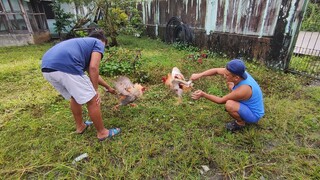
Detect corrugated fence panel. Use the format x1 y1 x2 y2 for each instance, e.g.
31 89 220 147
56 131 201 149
214 0 280 36
141 0 288 37
139 0 310 76
159 0 168 25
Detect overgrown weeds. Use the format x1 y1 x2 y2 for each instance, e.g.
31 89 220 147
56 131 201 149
0 35 319 179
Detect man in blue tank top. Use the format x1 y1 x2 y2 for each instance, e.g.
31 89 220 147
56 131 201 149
41 30 121 141
190 59 264 132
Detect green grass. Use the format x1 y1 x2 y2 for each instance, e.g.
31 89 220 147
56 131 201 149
0 36 319 179
289 55 319 78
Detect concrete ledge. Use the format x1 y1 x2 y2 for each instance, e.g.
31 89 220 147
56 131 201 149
0 34 34 47
0 31 50 47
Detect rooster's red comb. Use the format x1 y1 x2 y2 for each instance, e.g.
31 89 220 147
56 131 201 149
161 76 167 83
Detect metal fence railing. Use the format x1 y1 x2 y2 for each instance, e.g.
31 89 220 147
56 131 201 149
289 31 320 79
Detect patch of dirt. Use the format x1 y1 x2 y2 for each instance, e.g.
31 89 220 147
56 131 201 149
305 79 320 87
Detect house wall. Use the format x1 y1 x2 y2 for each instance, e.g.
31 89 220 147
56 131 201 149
0 31 50 47
138 0 308 70
0 34 34 46
0 0 50 47
47 2 94 37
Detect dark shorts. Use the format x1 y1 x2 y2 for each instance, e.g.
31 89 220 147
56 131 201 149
238 103 260 123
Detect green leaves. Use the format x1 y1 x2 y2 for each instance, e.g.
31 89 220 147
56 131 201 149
96 0 145 46
99 47 149 82
100 61 133 76
301 2 320 31
51 2 74 39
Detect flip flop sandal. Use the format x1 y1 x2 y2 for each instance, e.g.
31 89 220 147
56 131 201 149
98 128 121 141
79 120 93 134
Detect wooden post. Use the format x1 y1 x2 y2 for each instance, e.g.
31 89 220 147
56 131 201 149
18 0 33 33
268 0 309 71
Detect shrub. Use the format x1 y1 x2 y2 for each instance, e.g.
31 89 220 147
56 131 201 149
100 47 150 83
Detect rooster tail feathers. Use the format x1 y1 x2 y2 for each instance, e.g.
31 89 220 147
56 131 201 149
114 76 134 95
172 67 185 80
172 67 181 75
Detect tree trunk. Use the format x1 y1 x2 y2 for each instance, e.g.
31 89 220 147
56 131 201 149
110 36 118 46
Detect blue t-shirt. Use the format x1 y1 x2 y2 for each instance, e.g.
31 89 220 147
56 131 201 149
41 37 105 75
233 72 265 119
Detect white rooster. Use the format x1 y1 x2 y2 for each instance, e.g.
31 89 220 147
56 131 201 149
113 76 145 110
162 67 193 104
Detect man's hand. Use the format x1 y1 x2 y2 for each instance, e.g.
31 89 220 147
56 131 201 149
191 90 204 100
190 73 202 81
95 92 101 105
105 87 116 94
227 82 234 91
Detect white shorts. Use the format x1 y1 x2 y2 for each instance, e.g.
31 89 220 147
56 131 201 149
42 71 96 105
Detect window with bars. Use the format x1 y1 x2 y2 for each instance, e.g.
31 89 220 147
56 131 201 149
0 0 48 33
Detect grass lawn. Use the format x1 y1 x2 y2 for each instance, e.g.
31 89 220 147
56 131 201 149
0 35 319 179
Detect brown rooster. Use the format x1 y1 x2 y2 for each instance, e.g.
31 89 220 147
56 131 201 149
113 76 145 110
162 67 193 104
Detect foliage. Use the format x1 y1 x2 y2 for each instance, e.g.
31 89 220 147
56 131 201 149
74 30 89 37
51 1 74 39
172 42 222 64
119 7 145 36
97 6 128 42
172 42 200 52
97 0 145 46
57 0 93 6
54 0 144 44
99 47 149 82
52 0 98 39
0 36 319 179
301 2 320 31
290 55 320 77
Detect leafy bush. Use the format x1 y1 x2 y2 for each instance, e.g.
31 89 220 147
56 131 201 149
100 47 150 83
51 2 74 39
301 2 320 31
119 8 145 36
74 30 88 37
172 42 200 52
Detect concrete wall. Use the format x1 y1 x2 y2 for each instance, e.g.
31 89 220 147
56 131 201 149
47 2 94 37
0 31 51 47
0 34 34 47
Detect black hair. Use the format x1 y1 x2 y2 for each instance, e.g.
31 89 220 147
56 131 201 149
88 30 107 43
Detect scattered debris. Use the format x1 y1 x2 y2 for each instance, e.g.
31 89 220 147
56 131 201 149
72 153 88 164
201 165 210 172
260 176 266 180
